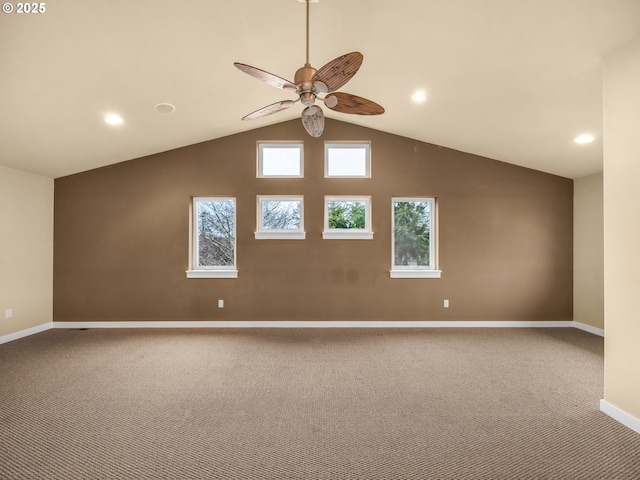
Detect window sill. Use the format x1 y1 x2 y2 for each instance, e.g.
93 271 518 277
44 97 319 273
322 231 374 240
255 231 306 240
186 269 238 279
390 269 442 279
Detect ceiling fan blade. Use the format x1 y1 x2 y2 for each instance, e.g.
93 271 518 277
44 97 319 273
241 100 295 121
234 63 298 92
301 105 324 137
324 92 385 115
312 52 363 92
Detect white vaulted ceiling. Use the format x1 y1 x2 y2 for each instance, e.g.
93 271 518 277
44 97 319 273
1 0 639 179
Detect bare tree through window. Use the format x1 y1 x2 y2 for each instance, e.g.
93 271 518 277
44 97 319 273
261 200 301 230
197 199 235 267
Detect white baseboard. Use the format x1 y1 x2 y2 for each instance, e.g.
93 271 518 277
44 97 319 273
52 320 575 329
0 322 53 345
600 399 640 435
0 320 595 345
573 321 605 337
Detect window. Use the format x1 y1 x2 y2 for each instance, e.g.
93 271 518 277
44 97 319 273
186 197 238 278
323 196 373 239
390 198 441 278
258 142 304 178
325 142 371 178
255 196 305 240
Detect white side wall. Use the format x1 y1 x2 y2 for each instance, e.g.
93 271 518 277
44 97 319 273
0 165 53 337
573 173 604 331
603 35 640 425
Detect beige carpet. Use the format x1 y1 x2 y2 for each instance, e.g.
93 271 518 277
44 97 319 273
1 327 639 479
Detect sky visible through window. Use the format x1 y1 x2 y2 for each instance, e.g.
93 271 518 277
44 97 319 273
262 147 301 177
326 147 368 177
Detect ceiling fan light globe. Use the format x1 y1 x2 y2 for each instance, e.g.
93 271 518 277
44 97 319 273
304 106 319 116
324 95 338 108
313 81 329 93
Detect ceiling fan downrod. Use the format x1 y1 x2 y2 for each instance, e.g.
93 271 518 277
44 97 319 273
305 0 310 66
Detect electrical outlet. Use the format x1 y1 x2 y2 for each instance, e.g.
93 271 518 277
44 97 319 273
443 299 449 308
5 308 13 319
218 299 224 309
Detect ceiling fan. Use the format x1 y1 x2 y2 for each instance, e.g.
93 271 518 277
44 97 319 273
234 0 384 137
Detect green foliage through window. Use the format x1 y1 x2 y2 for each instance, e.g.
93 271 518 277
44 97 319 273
328 201 366 229
393 200 431 267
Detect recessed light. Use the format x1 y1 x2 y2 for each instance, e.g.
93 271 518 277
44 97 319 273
574 134 594 144
411 90 427 103
104 113 123 125
154 103 176 114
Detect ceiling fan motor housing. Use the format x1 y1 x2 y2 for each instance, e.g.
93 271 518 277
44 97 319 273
295 65 317 106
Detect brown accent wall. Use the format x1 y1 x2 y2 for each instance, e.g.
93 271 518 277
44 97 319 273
53 119 573 322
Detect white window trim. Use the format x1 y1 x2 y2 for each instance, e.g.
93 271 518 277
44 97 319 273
390 197 440 278
323 230 374 240
186 269 238 279
255 195 306 240
186 197 238 279
255 232 306 240
323 195 373 240
258 142 304 178
324 142 371 178
389 269 442 279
